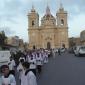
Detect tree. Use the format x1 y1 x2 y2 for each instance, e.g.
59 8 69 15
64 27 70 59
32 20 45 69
0 31 7 49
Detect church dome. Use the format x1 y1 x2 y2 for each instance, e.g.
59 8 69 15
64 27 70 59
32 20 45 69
41 5 56 26
42 14 55 20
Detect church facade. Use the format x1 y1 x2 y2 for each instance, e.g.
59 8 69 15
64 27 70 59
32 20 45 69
28 5 69 49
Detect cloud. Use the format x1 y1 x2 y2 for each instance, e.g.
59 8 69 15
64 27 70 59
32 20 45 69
69 13 85 37
0 0 85 42
0 26 15 36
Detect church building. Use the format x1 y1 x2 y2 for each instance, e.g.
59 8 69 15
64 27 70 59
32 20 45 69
28 4 69 49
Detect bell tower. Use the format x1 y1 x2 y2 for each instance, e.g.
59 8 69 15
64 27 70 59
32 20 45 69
56 3 69 48
56 3 68 27
28 5 39 49
28 5 39 29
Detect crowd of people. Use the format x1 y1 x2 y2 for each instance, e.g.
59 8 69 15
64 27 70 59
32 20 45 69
0 48 53 85
0 47 65 85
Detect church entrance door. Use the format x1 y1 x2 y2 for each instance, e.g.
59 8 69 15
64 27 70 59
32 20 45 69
47 42 51 49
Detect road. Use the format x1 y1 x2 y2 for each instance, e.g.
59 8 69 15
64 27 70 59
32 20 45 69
38 52 85 85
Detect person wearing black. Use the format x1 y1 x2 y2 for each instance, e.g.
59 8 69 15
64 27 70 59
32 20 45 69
58 48 61 55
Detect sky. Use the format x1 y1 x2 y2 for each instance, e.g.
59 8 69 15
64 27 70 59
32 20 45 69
0 0 85 42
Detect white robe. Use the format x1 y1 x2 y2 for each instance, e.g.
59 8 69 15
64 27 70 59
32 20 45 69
1 74 16 85
43 52 48 63
21 71 37 85
26 54 30 62
52 49 56 58
27 71 37 85
36 53 43 66
17 62 24 80
29 57 36 69
21 71 27 85
9 60 15 70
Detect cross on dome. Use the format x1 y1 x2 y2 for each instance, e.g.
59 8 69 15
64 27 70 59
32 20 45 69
46 5 51 15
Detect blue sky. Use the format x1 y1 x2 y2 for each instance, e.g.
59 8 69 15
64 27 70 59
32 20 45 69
0 0 85 42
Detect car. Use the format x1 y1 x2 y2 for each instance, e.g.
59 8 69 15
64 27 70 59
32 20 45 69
74 46 85 56
78 46 85 56
73 46 80 56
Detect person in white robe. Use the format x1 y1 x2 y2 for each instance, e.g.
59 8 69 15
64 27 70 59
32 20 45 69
43 51 48 64
52 49 56 58
1 65 16 85
17 59 24 82
26 54 30 62
8 57 16 76
36 52 43 74
28 53 37 76
21 62 37 85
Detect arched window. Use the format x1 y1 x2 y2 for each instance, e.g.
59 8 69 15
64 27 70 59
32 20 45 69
32 20 35 26
61 19 64 25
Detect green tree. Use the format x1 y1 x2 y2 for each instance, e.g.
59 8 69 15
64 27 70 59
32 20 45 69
0 31 7 49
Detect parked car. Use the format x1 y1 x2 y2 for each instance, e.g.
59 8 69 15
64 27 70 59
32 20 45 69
74 46 85 56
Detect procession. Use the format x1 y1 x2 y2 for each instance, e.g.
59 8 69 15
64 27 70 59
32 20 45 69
0 48 56 85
